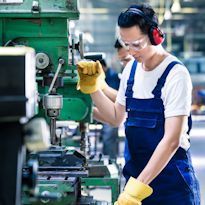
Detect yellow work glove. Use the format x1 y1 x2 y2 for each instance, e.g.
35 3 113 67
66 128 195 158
77 60 107 94
114 177 153 205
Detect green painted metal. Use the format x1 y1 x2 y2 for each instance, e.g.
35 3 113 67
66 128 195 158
0 0 92 122
81 177 120 204
0 0 79 19
23 178 79 205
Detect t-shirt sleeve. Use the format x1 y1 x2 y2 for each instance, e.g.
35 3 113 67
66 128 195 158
163 66 193 118
116 60 134 106
116 77 126 106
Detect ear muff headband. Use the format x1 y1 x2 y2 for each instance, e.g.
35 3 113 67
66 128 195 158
128 8 158 27
126 8 165 45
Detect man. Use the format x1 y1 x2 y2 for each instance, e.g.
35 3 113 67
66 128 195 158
114 39 133 68
77 4 200 204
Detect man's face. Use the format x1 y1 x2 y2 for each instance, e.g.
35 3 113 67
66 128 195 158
117 47 132 67
119 26 150 62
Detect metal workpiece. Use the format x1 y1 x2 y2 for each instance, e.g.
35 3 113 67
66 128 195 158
30 146 86 169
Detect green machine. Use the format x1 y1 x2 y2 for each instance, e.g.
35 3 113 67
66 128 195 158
0 1 119 204
0 0 92 138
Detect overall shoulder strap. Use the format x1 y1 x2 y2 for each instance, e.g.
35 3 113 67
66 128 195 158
125 60 138 98
152 61 182 98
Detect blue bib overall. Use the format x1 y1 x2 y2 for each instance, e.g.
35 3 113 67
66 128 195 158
123 60 200 205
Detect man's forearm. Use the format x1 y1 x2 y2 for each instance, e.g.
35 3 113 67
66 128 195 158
137 137 179 185
93 107 107 123
103 86 118 102
137 116 184 185
91 90 118 126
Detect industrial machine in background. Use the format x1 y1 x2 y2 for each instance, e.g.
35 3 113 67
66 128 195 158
0 1 119 205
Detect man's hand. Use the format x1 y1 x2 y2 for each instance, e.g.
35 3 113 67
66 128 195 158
77 60 107 94
114 177 153 205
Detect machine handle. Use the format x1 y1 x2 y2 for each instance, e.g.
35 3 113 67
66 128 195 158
48 58 65 94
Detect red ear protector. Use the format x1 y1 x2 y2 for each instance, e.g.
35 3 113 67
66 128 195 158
127 8 165 46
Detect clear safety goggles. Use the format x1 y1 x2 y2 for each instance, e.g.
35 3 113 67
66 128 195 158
118 36 149 51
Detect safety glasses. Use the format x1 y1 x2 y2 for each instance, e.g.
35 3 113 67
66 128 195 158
118 36 149 51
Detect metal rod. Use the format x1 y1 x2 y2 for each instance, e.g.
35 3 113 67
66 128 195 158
48 59 64 94
50 118 56 145
71 37 75 65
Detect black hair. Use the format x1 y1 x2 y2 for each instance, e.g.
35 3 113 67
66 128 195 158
118 4 158 35
99 59 107 67
114 39 123 49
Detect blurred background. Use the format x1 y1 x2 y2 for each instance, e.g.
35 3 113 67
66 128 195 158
0 0 204 204
74 0 205 203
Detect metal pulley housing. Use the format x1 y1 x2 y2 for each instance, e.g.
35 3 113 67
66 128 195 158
36 52 50 70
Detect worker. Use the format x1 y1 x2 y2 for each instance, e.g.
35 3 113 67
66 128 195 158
77 3 201 204
114 39 133 68
99 58 120 160
77 3 201 205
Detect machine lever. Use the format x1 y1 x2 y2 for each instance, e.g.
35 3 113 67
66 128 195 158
48 58 65 94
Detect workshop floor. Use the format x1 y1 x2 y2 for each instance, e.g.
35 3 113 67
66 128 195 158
89 116 205 205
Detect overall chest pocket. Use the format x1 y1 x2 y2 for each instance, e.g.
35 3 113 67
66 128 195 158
126 117 162 128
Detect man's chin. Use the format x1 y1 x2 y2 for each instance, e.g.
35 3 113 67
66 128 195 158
134 56 142 62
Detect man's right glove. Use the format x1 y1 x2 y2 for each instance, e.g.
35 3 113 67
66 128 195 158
114 177 153 205
77 60 107 94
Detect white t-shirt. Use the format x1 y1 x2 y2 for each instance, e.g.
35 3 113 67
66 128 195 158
116 55 193 150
